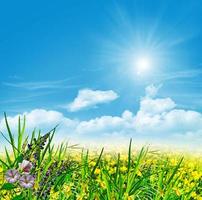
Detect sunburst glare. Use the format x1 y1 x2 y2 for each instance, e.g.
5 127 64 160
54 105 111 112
135 56 152 76
98 4 193 82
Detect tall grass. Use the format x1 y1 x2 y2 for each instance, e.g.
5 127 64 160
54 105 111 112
0 114 201 199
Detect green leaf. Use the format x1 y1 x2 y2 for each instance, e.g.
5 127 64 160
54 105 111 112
1 183 16 190
4 112 17 158
0 158 9 168
12 194 24 200
91 147 104 176
12 154 24 168
18 115 26 153
127 138 132 173
5 147 12 166
40 127 57 163
16 154 24 163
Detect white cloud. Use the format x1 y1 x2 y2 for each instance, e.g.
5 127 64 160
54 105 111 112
142 84 176 115
140 97 176 115
134 108 202 136
0 109 78 138
1 85 202 151
145 84 162 98
67 89 119 112
75 111 134 136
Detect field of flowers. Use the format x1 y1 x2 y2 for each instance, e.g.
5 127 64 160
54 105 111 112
0 114 202 200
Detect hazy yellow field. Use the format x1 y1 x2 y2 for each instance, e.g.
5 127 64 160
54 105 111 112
1 149 202 200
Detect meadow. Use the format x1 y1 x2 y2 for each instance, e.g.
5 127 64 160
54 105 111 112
0 114 202 200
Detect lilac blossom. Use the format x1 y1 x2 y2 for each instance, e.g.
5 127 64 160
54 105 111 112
5 169 20 183
19 174 35 188
19 160 33 173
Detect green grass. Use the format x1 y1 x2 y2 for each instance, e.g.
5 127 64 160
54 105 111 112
0 114 201 200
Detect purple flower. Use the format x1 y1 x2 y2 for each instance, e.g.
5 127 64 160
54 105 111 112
19 160 33 173
5 169 20 183
19 174 35 188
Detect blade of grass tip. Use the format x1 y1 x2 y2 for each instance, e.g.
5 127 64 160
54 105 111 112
127 147 147 194
54 145 60 157
5 147 12 167
4 113 17 158
48 143 54 154
167 157 183 186
127 138 132 174
81 149 86 180
0 158 9 169
126 138 132 187
0 131 20 154
50 144 55 153
115 153 120 184
45 124 59 135
136 147 147 166
41 127 56 162
84 149 89 176
30 129 36 144
58 143 64 162
18 115 26 153
81 149 84 178
37 130 41 140
18 116 21 141
47 145 54 162
21 136 28 151
60 143 67 161
91 147 104 176
17 116 22 153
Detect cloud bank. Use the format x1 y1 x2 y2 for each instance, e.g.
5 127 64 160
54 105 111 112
1 85 202 151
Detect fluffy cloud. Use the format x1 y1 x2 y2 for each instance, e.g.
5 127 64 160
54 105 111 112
134 108 202 136
141 84 176 115
140 98 176 115
145 84 162 98
133 86 202 138
0 109 78 136
1 85 202 150
67 89 119 112
75 110 135 136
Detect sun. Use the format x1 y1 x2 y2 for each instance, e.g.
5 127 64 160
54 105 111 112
135 56 152 75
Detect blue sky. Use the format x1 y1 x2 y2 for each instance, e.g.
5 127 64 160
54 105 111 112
1 0 202 150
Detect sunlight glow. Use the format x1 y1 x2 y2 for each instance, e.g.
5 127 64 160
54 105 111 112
135 56 152 75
